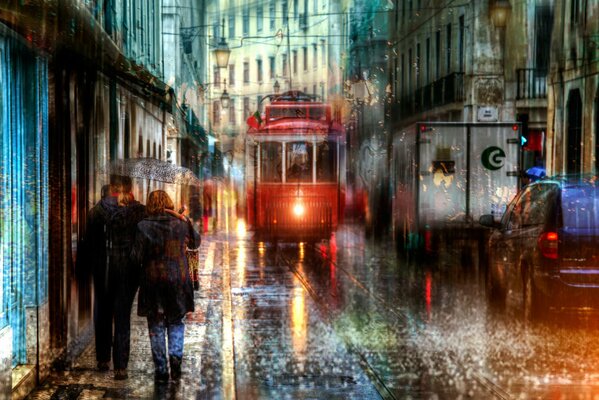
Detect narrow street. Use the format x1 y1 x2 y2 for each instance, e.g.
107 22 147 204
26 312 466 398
27 220 599 399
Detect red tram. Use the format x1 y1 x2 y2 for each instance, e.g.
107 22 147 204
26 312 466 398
245 91 345 240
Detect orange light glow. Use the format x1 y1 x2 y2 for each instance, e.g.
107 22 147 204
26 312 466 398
293 202 305 217
236 219 247 237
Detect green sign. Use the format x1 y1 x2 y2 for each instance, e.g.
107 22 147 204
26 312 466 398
481 146 506 170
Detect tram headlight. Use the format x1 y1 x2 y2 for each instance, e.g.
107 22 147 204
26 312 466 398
293 202 305 217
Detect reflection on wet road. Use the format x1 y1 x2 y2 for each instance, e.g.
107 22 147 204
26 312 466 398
235 226 599 398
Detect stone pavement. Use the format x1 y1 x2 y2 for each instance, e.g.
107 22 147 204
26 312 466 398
27 227 383 400
27 234 226 400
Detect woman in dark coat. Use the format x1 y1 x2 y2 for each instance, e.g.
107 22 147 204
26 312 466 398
130 190 200 383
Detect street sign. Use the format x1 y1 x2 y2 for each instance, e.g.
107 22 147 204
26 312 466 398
477 106 499 122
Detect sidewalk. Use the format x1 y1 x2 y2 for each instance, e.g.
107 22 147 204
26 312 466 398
28 234 228 400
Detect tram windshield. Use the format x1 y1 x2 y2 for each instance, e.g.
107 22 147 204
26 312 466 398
286 142 313 182
260 141 282 182
269 106 327 121
316 141 337 182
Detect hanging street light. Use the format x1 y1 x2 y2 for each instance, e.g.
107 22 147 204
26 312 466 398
213 18 231 68
220 79 230 109
490 0 512 28
273 80 280 95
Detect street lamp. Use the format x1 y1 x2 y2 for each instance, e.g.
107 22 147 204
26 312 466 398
220 79 231 109
273 80 280 95
490 0 512 28
213 19 231 68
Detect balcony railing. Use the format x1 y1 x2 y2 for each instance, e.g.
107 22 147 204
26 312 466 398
408 72 465 115
516 69 547 100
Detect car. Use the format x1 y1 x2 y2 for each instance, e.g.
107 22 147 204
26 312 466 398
479 176 599 319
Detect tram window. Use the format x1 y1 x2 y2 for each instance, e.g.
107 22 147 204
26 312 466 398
260 142 282 182
317 141 337 182
286 142 313 182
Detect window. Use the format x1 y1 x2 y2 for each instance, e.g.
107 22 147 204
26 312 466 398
282 1 288 20
270 1 276 30
567 89 583 174
426 37 431 84
408 48 412 94
293 0 298 19
257 59 263 82
213 101 221 125
570 0 580 25
214 67 220 88
458 15 465 72
314 0 318 14
313 84 317 95
243 62 250 84
303 47 308 70
416 42 420 88
317 141 337 182
313 44 317 69
229 99 236 124
260 142 282 182
153 142 157 159
282 54 288 76
229 64 235 86
146 139 150 157
138 134 143 157
243 97 250 117
228 14 235 38
257 95 263 112
321 40 326 66
212 23 220 42
508 185 556 229
243 8 249 36
562 186 599 229
435 30 441 79
257 5 263 32
293 50 298 74
269 56 275 79
401 53 405 97
446 23 452 74
535 5 553 71
286 142 313 182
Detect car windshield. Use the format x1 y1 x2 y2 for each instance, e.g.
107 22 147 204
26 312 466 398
561 185 599 229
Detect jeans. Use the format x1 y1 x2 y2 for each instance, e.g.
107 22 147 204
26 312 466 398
112 274 138 369
147 314 185 374
93 271 113 364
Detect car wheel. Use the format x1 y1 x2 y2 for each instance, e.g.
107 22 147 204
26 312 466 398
523 268 544 322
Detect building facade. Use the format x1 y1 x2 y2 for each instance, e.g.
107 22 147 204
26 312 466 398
0 0 206 397
547 0 599 175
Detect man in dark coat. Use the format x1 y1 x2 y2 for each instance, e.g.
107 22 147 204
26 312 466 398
130 190 200 383
107 187 146 380
81 184 119 372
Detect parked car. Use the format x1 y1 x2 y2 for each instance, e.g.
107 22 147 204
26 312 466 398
479 176 599 319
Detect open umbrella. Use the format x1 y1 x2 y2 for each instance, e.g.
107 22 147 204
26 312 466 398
104 158 202 186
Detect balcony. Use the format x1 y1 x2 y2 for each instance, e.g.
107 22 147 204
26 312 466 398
516 69 547 100
404 72 465 116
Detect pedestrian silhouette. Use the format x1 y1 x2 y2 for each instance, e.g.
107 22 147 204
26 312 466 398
80 183 119 372
106 177 146 380
130 190 200 383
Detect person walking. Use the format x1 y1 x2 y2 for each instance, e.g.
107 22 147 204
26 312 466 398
130 190 200 383
80 184 119 372
106 182 146 380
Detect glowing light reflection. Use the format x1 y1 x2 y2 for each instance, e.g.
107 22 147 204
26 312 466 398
291 287 307 355
236 218 247 237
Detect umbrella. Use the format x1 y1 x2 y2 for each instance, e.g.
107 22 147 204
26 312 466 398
103 158 202 186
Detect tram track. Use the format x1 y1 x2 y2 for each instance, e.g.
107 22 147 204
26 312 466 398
275 241 514 400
